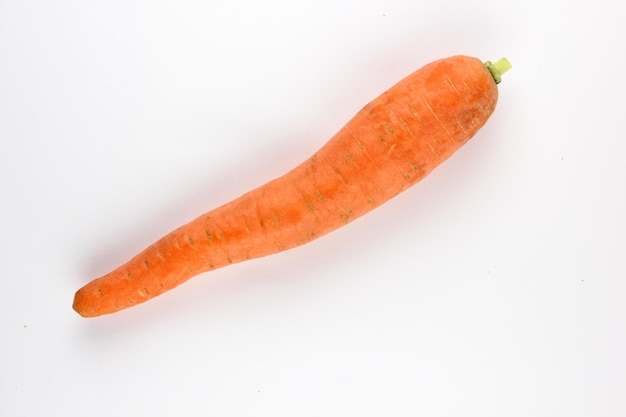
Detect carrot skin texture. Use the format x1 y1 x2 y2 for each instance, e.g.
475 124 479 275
73 55 500 317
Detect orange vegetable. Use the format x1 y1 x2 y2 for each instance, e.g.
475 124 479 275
73 55 511 318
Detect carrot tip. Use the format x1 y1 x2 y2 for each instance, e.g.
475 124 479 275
484 57 512 84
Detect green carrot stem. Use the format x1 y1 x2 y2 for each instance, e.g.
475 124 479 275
484 57 512 84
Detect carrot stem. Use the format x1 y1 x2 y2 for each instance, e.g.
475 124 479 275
484 57 512 84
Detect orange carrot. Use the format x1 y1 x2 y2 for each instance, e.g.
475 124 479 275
73 55 511 318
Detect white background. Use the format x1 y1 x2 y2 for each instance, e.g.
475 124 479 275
1 1 624 416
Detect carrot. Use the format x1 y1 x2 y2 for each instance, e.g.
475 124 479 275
73 55 511 318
